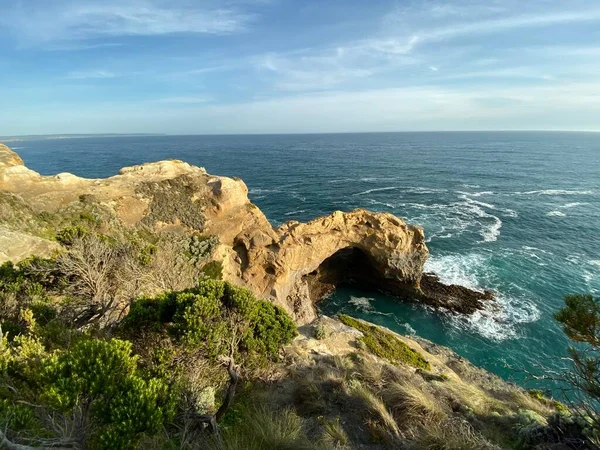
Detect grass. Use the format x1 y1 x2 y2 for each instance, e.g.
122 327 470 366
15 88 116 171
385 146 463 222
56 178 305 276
352 384 401 440
338 314 430 370
213 405 318 450
321 417 350 449
383 381 447 425
409 418 501 450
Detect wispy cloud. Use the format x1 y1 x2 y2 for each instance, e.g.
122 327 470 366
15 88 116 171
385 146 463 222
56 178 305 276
66 70 116 80
154 96 212 104
1 1 255 45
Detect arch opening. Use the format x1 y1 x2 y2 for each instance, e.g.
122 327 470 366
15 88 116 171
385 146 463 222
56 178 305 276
302 247 387 303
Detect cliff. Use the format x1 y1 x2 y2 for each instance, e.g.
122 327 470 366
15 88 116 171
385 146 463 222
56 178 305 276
0 144 491 323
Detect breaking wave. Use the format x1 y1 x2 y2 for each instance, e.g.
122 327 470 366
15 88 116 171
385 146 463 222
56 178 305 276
425 253 540 341
546 211 566 217
353 187 398 196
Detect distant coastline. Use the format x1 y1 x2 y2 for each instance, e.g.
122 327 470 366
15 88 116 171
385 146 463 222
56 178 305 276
0 133 166 143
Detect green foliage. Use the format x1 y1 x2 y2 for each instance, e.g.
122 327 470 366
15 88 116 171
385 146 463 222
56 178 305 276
188 235 220 263
56 224 89 246
0 260 57 334
124 280 297 365
314 322 326 340
338 314 430 371
201 260 224 280
554 293 600 439
41 338 176 449
555 294 600 346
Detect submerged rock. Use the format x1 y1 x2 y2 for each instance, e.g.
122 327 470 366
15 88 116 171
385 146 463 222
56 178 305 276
0 144 494 323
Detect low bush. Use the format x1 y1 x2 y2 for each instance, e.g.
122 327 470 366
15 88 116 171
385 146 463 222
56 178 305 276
124 280 297 365
338 314 430 370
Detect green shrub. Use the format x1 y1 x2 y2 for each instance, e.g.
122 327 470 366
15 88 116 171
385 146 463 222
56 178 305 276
56 225 89 246
188 235 220 263
314 322 326 340
338 314 430 371
41 338 176 450
124 280 297 365
201 260 223 280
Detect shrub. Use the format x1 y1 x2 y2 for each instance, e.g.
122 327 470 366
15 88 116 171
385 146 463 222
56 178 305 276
338 314 430 370
41 338 176 450
201 260 223 280
314 321 326 340
56 225 89 246
124 280 297 365
188 235 220 263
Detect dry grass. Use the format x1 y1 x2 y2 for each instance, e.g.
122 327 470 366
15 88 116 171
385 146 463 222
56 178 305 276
383 380 448 425
352 384 401 440
207 405 317 450
502 389 556 416
321 417 350 449
409 418 502 450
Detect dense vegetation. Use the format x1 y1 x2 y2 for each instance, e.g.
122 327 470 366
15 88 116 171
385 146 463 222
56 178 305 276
0 227 297 449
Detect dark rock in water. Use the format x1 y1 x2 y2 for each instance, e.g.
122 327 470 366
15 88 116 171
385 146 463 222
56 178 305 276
418 272 494 314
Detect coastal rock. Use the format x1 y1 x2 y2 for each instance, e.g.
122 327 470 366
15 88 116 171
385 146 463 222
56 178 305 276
0 144 493 323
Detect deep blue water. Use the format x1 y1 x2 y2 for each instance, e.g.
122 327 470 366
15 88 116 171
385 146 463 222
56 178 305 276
9 132 600 389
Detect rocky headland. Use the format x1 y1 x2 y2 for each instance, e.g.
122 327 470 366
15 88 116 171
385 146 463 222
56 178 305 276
0 143 492 324
0 142 585 450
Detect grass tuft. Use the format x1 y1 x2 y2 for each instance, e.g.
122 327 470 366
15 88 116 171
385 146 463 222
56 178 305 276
338 314 430 370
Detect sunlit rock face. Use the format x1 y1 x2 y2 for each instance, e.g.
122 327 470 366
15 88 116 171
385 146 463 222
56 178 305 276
0 144 492 324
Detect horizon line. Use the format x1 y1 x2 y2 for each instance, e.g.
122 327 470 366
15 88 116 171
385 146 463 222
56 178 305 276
2 129 600 142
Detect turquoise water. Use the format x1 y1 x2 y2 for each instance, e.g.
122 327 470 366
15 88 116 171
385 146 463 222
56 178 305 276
11 132 600 389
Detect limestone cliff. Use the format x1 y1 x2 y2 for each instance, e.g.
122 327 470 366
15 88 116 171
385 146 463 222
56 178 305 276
0 144 492 323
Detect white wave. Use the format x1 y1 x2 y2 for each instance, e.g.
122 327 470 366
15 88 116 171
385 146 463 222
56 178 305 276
284 209 306 216
9 146 25 150
546 211 566 217
402 322 417 335
590 260 600 267
560 202 589 209
457 190 495 198
348 296 375 313
249 188 279 194
353 187 398 196
368 199 396 209
405 187 447 194
514 189 594 196
360 176 399 182
459 293 540 341
459 194 495 209
522 246 553 255
480 216 502 242
290 192 306 202
424 253 486 289
328 178 355 184
425 252 539 341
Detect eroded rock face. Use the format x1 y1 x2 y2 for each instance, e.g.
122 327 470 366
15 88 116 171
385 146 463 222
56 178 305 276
0 144 492 323
228 210 429 323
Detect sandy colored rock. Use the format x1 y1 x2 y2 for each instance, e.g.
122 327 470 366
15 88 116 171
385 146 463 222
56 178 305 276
0 144 492 324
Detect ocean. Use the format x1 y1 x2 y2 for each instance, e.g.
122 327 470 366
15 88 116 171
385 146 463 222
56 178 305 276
11 132 600 390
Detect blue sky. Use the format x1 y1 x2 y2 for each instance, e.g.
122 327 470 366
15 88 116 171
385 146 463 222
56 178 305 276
1 0 600 135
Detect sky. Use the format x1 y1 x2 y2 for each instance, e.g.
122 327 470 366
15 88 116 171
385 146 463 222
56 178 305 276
1 0 600 135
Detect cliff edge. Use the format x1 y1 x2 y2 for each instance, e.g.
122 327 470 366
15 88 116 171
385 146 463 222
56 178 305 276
0 144 492 323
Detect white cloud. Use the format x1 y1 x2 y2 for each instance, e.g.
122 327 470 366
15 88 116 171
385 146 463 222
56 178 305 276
154 96 212 104
66 70 116 79
1 1 255 45
5 81 599 135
